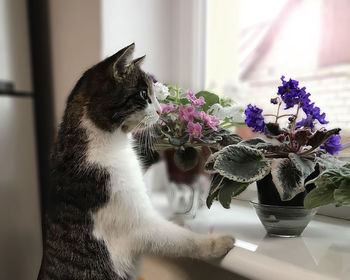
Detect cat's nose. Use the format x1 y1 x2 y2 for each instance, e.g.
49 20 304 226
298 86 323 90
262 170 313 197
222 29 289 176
156 109 161 115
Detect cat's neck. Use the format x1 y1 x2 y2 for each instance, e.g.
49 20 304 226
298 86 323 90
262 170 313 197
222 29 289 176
80 114 133 167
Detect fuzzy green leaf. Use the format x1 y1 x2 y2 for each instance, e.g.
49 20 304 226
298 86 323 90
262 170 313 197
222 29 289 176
307 167 350 188
196 91 220 112
334 178 350 205
304 163 350 208
214 145 271 183
169 133 189 146
206 174 225 208
307 128 341 149
294 129 311 146
197 135 223 144
219 134 243 147
212 127 233 136
264 122 283 136
339 164 350 177
179 98 191 105
238 137 280 151
271 158 305 201
204 152 220 174
288 153 315 180
239 137 267 147
218 180 249 209
304 184 337 209
314 153 347 172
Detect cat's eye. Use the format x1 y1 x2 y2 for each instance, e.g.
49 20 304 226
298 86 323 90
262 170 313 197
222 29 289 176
139 90 148 100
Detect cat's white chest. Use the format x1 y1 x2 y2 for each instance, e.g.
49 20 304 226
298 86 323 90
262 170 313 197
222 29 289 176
81 117 153 277
107 146 145 194
83 117 144 191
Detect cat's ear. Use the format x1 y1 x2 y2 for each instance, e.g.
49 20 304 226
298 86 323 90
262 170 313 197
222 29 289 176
132 55 146 66
112 43 135 77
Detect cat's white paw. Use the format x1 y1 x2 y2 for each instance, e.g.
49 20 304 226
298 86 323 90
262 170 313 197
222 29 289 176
197 235 235 259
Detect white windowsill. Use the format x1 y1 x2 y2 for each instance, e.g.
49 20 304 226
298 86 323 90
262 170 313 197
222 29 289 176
151 194 350 280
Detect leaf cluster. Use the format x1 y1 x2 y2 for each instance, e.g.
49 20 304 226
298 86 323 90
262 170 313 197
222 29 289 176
304 163 350 208
204 137 348 209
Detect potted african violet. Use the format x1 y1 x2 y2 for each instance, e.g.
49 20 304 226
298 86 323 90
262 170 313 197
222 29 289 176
205 76 349 237
138 79 244 217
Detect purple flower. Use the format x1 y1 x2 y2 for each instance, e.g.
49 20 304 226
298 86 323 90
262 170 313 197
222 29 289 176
188 90 205 107
187 121 202 142
297 102 328 130
277 76 307 109
160 102 178 114
200 112 220 131
309 106 328 125
296 115 316 130
244 104 265 133
178 105 195 122
279 76 328 127
320 135 342 155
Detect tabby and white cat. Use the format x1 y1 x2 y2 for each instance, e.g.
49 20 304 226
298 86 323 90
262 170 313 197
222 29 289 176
38 43 234 280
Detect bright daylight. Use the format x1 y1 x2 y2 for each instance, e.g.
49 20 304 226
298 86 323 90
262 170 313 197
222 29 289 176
1 0 349 280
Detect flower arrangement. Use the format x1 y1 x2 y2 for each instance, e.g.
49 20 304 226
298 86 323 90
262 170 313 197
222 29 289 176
205 76 349 209
151 80 245 172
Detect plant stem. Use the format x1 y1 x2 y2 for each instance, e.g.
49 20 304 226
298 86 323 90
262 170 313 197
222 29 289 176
175 87 179 103
220 119 230 126
264 113 294 119
290 103 301 133
222 123 237 129
278 113 295 119
298 146 318 157
275 101 282 123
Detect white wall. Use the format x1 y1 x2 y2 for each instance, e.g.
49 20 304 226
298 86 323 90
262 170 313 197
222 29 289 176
0 0 32 91
102 0 206 91
102 0 174 84
49 0 102 123
49 0 206 123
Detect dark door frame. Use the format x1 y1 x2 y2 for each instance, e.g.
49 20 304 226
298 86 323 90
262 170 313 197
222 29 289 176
27 0 56 242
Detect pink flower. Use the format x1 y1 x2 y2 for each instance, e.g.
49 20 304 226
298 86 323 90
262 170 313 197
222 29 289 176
178 105 195 122
187 121 202 142
188 90 196 102
187 90 205 107
200 113 220 131
160 102 178 114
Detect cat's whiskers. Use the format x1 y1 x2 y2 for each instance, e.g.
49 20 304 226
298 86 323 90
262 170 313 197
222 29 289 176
133 115 159 162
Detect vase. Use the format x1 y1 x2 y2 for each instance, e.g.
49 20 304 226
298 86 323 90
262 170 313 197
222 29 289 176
252 173 318 237
163 147 211 219
251 201 317 237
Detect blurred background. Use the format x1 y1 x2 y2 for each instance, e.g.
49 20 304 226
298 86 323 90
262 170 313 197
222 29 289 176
1 0 350 279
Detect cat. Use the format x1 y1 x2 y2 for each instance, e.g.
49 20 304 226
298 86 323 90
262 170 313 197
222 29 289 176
38 43 234 280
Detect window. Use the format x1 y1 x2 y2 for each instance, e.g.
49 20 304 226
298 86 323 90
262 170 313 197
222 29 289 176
204 0 350 219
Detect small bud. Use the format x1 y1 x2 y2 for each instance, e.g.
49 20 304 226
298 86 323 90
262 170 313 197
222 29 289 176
270 97 278 104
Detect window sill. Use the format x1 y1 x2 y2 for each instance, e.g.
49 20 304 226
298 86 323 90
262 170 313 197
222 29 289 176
151 194 350 280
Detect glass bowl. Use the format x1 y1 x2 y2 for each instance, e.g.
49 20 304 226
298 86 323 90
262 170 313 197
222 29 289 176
250 201 317 237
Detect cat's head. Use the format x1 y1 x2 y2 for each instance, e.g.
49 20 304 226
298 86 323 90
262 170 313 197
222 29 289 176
77 43 161 133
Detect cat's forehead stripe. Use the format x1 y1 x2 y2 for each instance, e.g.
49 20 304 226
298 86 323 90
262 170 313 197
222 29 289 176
146 76 153 98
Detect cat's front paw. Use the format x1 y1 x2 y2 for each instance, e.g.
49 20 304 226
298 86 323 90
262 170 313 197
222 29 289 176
197 235 235 259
